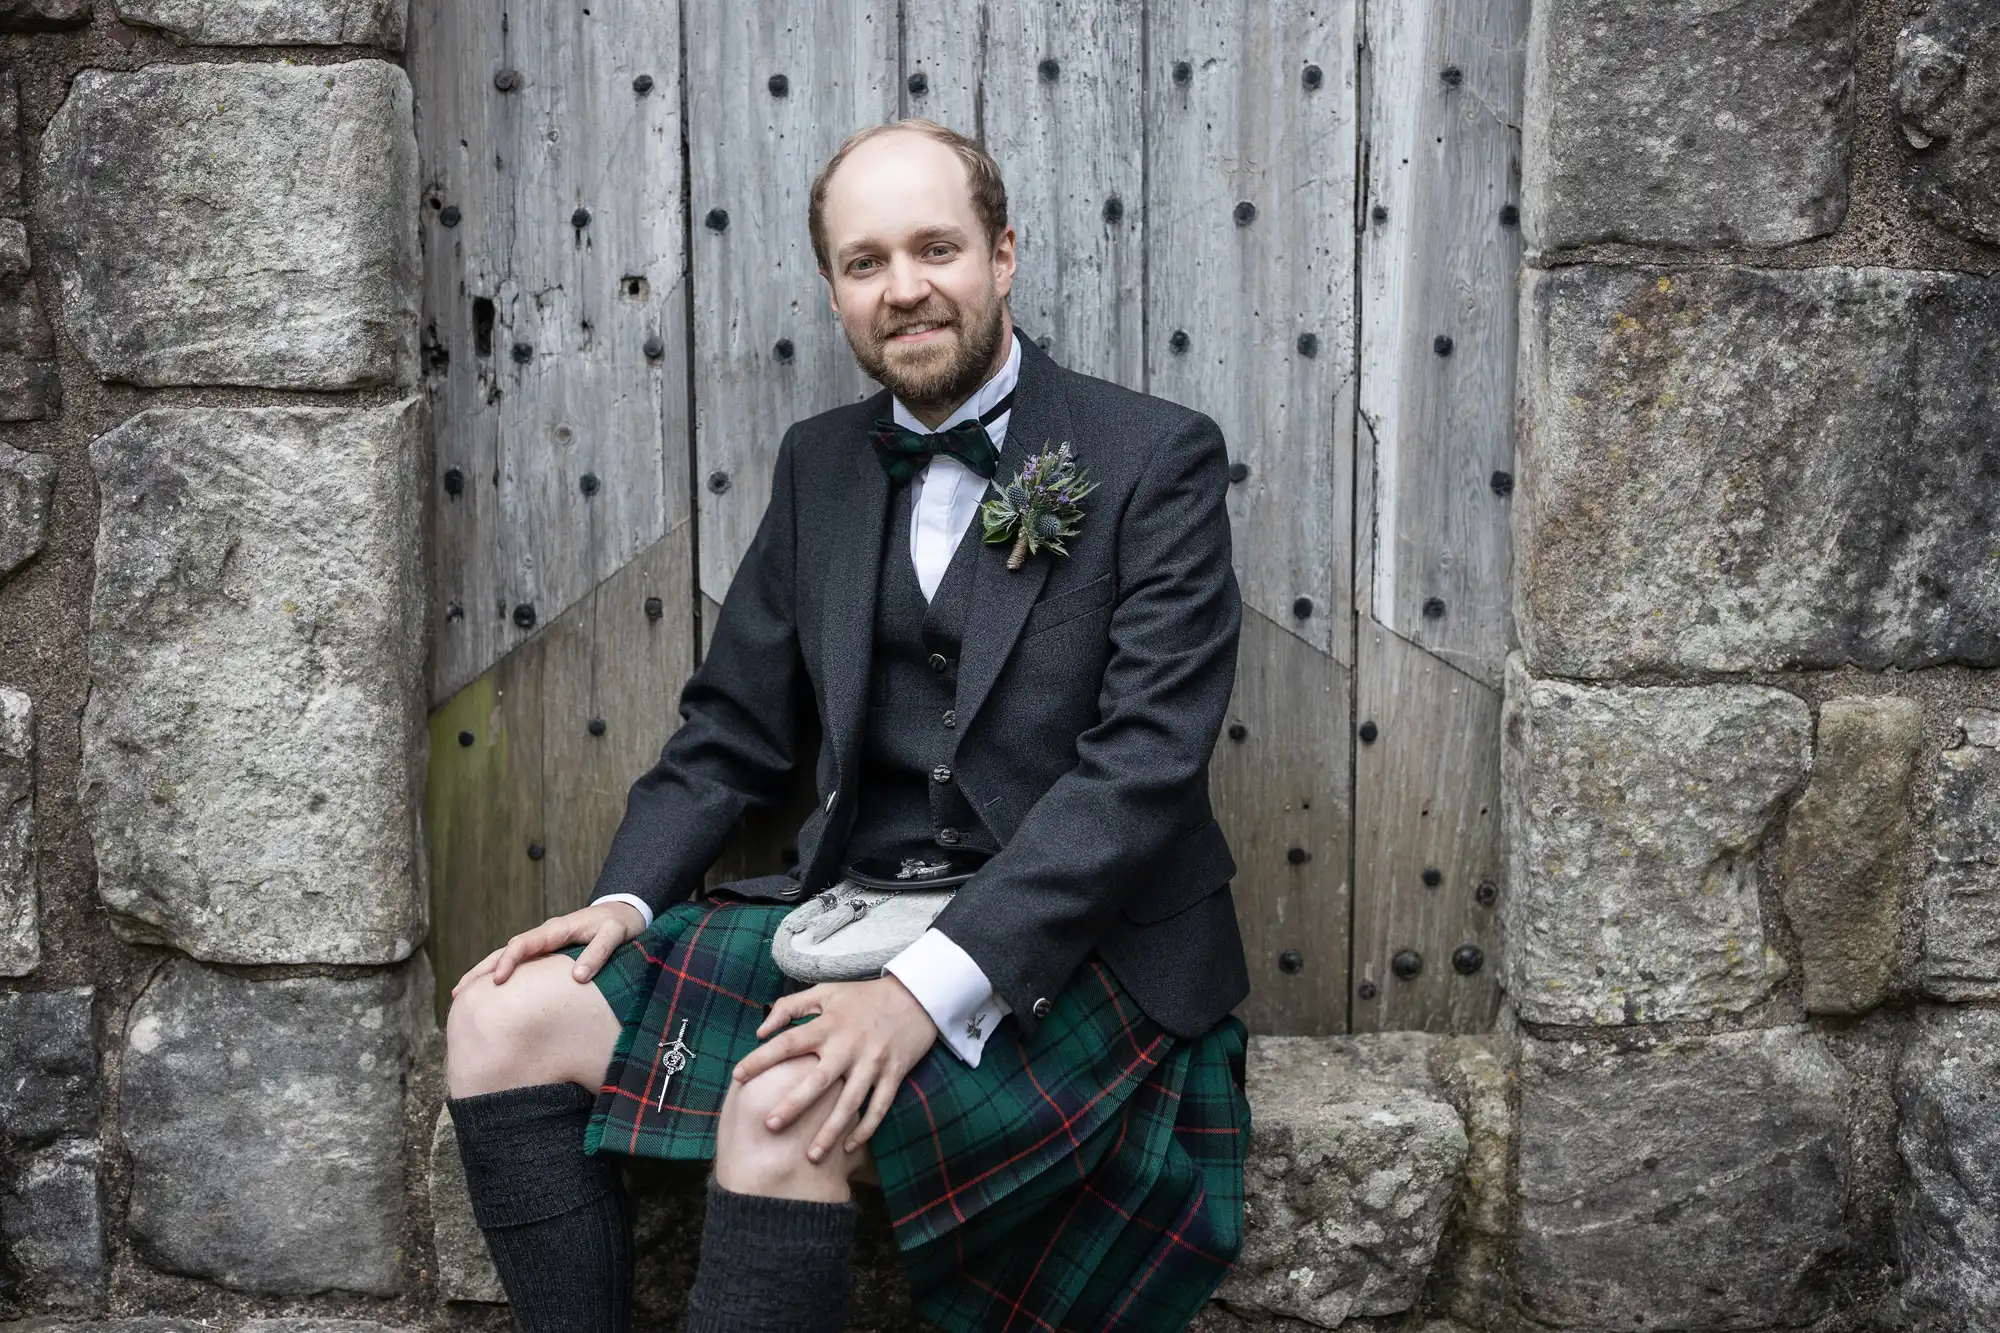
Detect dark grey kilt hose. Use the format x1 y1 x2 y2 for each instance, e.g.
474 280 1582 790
561 896 1251 1333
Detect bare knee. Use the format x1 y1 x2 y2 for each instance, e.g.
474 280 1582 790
715 1056 870 1201
445 954 618 1098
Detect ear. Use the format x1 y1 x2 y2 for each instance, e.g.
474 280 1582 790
820 269 839 315
991 224 1017 300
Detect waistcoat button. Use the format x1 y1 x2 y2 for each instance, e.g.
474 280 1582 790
824 788 838 813
938 826 961 845
942 709 956 728
927 652 949 672
931 765 952 784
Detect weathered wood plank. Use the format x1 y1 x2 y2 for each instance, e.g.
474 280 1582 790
904 0 1144 386
1350 621 1505 1033
411 0 691 705
1351 0 1526 1032
1210 605 1353 1034
1146 0 1358 662
687 1 898 608
424 651 546 1027
1356 0 1525 675
1149 0 1360 1034
541 527 699 916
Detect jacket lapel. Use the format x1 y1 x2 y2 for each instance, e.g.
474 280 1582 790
817 390 893 780
951 328 1072 739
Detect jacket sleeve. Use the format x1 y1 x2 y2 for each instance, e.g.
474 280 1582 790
587 425 811 918
929 410 1242 1038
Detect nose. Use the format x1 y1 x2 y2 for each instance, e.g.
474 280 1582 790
884 253 930 308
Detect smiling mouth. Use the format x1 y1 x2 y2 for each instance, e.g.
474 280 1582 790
887 322 951 342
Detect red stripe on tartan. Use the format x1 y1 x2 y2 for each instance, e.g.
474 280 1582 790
1021 1058 1086 1165
601 1083 722 1116
631 941 764 1011
1081 1181 1232 1265
999 1179 1093 1333
892 1031 1170 1230
1092 963 1150 1062
1105 1183 1209 1330
629 910 717 1153
962 1273 1058 1333
909 1079 969 1226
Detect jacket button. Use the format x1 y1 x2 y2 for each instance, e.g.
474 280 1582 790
927 652 949 672
824 788 838 813
1032 997 1051 1019
931 764 952 783
938 826 961 845
942 709 956 728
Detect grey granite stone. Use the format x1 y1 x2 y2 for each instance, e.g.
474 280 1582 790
82 402 426 965
112 0 404 47
1895 0 2000 247
0 446 54 581
1524 0 1860 250
1893 1003 2000 1330
1516 1027 1851 1329
0 220 59 422
1780 696 1923 1015
1214 1035 1467 1326
0 0 89 29
37 61 417 389
1518 264 2000 677
119 955 433 1296
0 687 35 976
0 1139 104 1312
0 987 95 1147
428 1104 505 1304
1500 652 1806 1026
1919 709 2000 999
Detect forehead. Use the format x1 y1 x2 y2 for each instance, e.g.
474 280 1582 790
823 133 978 256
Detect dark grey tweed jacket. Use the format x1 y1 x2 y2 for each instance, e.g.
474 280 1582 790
590 327 1249 1042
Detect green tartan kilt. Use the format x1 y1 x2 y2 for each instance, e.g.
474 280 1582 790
560 895 1251 1333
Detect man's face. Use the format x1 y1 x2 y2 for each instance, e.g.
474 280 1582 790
819 132 1017 414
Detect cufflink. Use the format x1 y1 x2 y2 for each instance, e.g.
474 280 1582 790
1032 997 1051 1019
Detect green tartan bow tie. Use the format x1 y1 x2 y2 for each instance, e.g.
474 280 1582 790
869 388 1015 486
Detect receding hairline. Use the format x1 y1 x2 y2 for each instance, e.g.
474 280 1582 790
808 117 1009 275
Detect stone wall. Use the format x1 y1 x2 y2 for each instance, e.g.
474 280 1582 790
0 2 1995 1333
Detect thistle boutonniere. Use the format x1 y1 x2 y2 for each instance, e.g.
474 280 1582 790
980 442 1097 571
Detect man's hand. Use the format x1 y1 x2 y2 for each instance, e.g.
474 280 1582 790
449 901 649 997
733 975 939 1163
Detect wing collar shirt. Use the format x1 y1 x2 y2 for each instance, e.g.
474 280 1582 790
595 330 1021 1067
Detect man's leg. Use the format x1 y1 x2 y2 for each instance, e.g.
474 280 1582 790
444 954 634 1331
679 1056 876 1333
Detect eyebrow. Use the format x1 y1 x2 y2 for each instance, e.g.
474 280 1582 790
835 223 968 265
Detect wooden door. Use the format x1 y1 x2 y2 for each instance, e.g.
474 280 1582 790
411 0 1525 1034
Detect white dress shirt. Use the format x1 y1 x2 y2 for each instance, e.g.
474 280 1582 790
594 331 1022 1067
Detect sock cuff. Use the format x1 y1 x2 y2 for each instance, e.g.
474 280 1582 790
447 1079 596 1134
449 1082 617 1229
703 1176 859 1252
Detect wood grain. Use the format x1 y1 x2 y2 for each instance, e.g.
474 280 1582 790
411 0 693 705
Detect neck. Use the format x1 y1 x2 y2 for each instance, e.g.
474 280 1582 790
903 322 1015 430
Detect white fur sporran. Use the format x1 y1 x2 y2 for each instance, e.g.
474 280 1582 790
769 852 984 983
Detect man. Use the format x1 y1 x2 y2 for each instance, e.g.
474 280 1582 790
443 117 1251 1333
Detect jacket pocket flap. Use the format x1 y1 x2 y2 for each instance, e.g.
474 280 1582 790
1021 572 1114 638
1121 818 1237 924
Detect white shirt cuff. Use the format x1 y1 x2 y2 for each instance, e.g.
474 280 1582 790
884 927 1010 1067
591 893 655 931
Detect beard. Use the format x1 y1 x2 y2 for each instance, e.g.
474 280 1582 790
846 285 1009 415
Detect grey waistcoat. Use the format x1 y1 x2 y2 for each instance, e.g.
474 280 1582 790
841 478 1001 865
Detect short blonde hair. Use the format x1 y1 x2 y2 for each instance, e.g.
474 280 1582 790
808 118 1009 274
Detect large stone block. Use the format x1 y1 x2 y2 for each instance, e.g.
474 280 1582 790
428 1105 505 1304
0 687 34 976
119 955 433 1296
0 446 54 580
1895 0 2000 247
0 219 60 421
37 61 417 389
0 1139 105 1312
0 987 95 1147
0 0 90 29
1518 265 2000 677
1524 0 1860 250
1919 709 2000 999
1780 696 1923 1015
83 402 426 965
1517 1027 1851 1329
1499 653 1805 1025
1214 1035 1468 1326
112 0 404 47
1893 1003 2000 1329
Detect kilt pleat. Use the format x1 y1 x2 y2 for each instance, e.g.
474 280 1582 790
561 897 1249 1333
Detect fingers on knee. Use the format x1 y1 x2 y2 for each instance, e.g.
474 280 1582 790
729 1056 833 1129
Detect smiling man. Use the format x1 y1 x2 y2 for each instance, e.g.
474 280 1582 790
441 118 1252 1333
